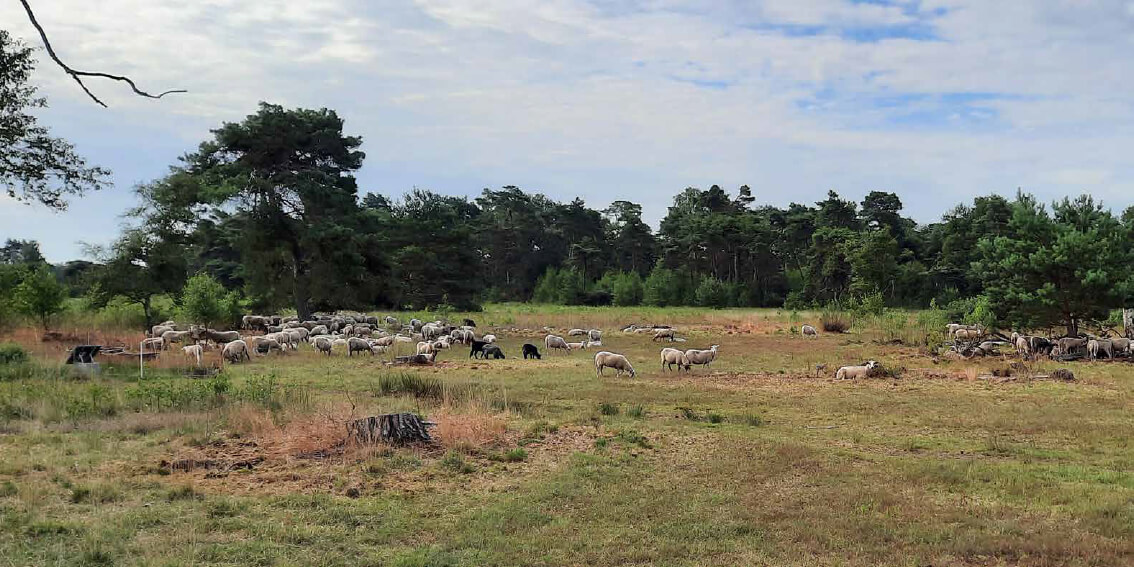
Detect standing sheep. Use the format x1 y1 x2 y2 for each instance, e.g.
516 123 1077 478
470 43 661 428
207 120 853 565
660 347 690 372
222 340 252 363
348 337 373 356
652 329 676 342
182 344 203 367
417 341 435 355
595 352 636 378
588 329 602 342
482 344 505 359
522 344 542 359
313 336 334 356
683 345 720 368
545 335 571 354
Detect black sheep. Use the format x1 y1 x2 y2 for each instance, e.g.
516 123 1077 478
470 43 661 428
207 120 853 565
469 340 489 358
463 318 476 328
482 344 505 359
522 343 542 359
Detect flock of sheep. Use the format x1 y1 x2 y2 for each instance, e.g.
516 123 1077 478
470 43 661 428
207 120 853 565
946 323 1134 360
138 314 734 379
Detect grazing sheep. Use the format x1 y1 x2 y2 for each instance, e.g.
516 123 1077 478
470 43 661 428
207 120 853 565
141 337 164 352
222 340 251 363
160 330 192 350
348 337 372 356
683 345 720 368
432 338 450 350
588 329 602 342
417 341 435 355
313 336 334 356
1014 334 1031 356
545 335 571 354
252 338 282 355
522 344 542 359
801 325 817 338
463 318 476 328
204 329 241 345
482 344 505 359
151 325 173 338
660 347 690 372
835 360 880 380
183 344 203 367
385 316 399 327
422 323 443 341
310 325 328 337
652 329 676 342
594 351 636 378
288 327 310 343
356 327 373 338
373 336 395 347
1111 338 1132 355
410 318 424 332
1058 337 1088 355
482 334 497 343
946 323 978 339
1088 339 1114 360
469 340 489 359
953 328 984 341
568 329 587 337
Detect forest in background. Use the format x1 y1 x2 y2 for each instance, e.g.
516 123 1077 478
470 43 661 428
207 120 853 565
3 102 1134 336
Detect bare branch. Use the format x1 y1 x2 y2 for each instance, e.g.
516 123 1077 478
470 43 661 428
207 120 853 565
18 0 186 107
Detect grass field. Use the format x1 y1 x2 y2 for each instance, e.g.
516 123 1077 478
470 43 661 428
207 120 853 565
0 305 1131 566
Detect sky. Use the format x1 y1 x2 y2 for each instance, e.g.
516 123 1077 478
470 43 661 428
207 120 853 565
2 0 1133 262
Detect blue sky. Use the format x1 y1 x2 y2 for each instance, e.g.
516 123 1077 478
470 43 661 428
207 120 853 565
2 0 1133 261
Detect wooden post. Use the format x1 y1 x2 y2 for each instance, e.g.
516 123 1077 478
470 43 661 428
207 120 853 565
1124 308 1133 339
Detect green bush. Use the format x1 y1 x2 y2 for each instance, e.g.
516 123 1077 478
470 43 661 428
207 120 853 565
0 343 27 365
599 402 620 416
694 276 729 308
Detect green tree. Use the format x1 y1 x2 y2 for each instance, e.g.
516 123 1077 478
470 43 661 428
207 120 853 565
0 31 107 209
610 272 644 306
974 193 1131 335
180 273 240 330
87 228 188 330
180 103 375 319
643 263 680 307
14 265 65 330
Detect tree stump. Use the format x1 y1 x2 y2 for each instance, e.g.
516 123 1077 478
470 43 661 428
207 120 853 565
1125 309 1133 339
1050 368 1075 381
346 413 434 445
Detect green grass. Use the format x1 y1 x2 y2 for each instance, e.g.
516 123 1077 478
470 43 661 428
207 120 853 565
0 304 1131 565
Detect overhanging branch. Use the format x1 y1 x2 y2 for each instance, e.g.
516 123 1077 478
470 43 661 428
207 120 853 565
18 0 186 107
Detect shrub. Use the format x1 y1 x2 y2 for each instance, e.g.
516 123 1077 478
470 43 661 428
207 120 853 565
376 373 444 401
626 404 646 418
643 263 680 307
502 448 527 462
599 402 620 416
706 412 724 424
610 272 644 306
783 291 810 311
820 308 852 333
851 291 885 317
694 276 729 308
0 343 27 365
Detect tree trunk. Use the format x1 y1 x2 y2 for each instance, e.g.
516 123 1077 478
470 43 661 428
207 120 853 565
1124 308 1133 339
1066 316 1078 338
347 413 433 445
291 246 312 321
141 297 153 331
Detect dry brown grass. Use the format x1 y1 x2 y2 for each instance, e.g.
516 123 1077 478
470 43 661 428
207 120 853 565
432 404 510 452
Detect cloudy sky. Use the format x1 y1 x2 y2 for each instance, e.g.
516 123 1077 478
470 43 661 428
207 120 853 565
2 0 1132 261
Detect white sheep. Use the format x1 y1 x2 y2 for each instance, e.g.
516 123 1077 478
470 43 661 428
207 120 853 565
652 328 676 341
150 325 173 338
953 328 984 341
588 329 602 342
141 337 164 352
568 329 587 336
482 334 497 343
801 324 817 338
566 340 587 350
348 337 372 356
182 344 203 367
835 360 880 380
545 334 571 354
683 345 720 368
313 336 334 356
595 351 636 378
222 340 251 363
416 341 435 355
660 347 690 372
160 330 192 350
373 336 395 347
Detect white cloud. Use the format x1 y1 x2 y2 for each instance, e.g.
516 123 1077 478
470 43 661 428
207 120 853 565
1 0 1132 260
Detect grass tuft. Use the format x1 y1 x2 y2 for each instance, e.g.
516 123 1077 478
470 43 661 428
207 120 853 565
599 402 620 416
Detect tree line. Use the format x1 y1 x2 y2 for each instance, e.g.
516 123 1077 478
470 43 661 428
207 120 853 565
4 90 1134 334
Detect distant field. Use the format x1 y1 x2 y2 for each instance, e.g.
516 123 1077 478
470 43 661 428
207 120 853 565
0 305 1131 566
